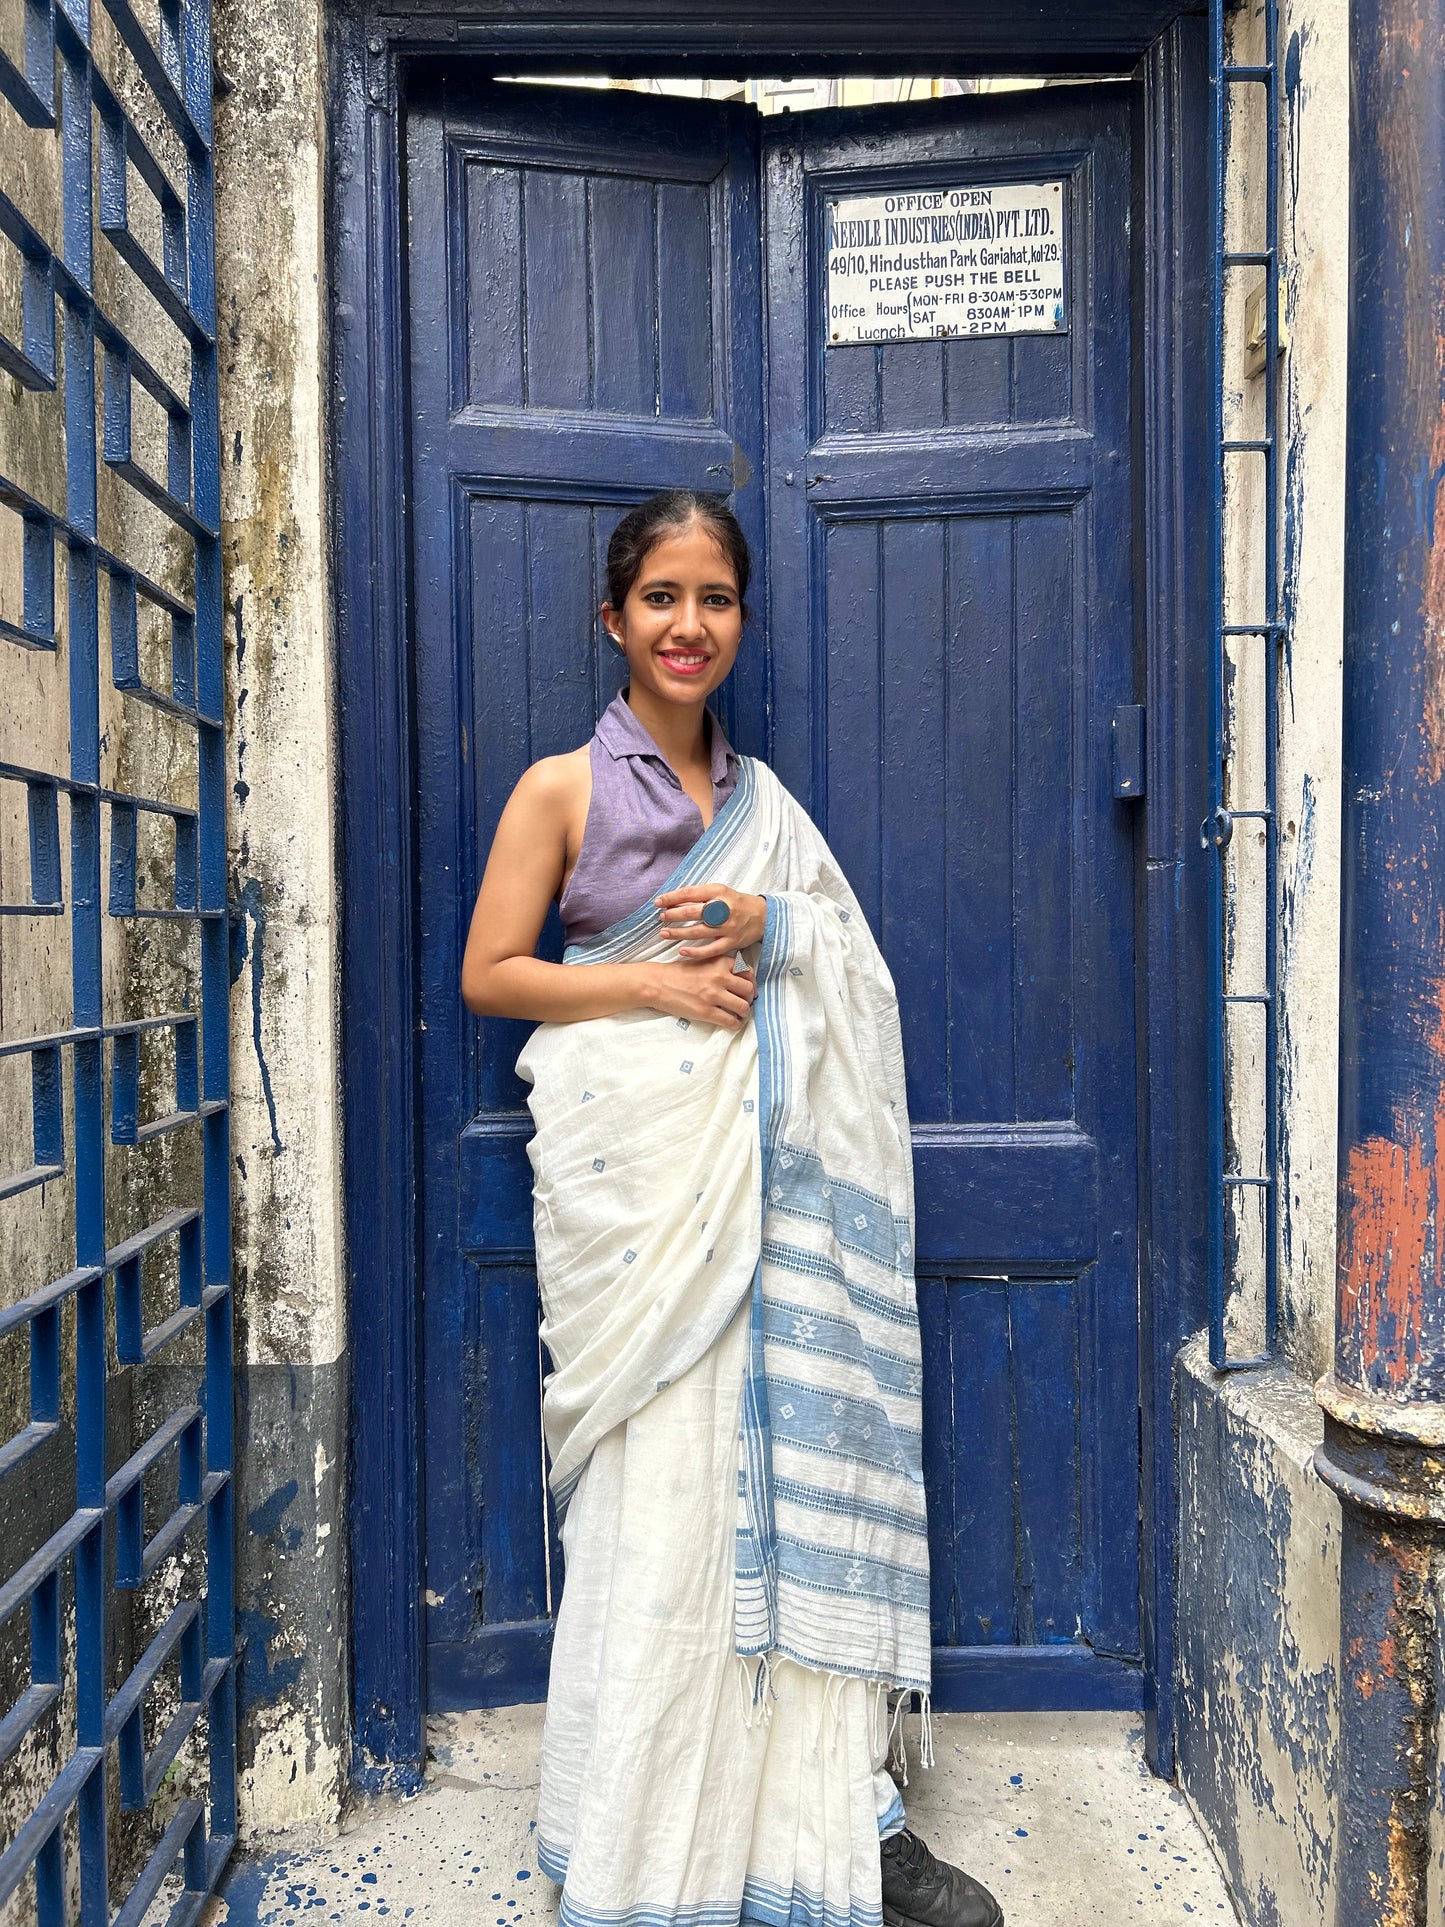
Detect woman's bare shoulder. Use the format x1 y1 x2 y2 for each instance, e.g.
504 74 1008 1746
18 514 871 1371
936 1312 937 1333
511 745 589 804
502 746 591 841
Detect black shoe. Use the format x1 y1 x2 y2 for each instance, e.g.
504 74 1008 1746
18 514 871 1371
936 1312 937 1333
879 1829 1003 1927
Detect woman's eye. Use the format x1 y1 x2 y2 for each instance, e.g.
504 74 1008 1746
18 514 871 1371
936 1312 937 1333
643 591 673 606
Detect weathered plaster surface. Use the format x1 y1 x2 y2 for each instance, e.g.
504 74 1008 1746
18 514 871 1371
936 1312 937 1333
1216 0 1346 1377
1175 1336 1341 1927
0 23 232 1896
1274 0 1347 1383
1178 9 1347 1912
214 0 349 1835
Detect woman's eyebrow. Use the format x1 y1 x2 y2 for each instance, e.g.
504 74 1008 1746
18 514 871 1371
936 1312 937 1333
637 576 737 594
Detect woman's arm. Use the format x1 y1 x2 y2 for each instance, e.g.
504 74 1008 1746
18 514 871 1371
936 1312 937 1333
460 758 757 1029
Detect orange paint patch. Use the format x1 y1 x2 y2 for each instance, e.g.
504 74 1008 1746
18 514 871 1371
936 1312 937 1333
1338 1098 1445 1389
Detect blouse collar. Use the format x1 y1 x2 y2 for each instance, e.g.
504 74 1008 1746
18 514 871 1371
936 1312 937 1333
596 688 737 789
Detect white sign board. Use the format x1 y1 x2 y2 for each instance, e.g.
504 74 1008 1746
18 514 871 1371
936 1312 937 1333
825 181 1066 345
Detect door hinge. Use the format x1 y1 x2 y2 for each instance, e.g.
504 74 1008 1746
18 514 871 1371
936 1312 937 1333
1111 704 1146 800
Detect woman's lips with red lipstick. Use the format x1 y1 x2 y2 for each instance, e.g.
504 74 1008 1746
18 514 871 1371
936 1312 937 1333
657 649 711 677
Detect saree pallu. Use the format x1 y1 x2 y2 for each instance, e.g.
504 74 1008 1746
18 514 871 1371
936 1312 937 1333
517 758 930 1927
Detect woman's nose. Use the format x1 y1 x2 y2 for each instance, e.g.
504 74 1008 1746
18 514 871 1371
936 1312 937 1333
671 600 707 638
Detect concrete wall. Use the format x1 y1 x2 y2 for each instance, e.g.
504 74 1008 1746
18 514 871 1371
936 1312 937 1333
0 100 88 1907
1213 0 1346 1377
1175 1339 1340 1924
0 7 241 1900
214 0 350 1839
1173 1 1349 1921
1273 0 1347 1387
0 3 283 1897
0 0 346 1861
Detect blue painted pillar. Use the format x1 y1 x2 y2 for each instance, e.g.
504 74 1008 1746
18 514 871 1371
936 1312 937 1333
1312 0 1445 1919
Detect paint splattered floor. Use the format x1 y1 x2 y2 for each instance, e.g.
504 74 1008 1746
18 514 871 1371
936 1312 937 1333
215 1708 1240 1927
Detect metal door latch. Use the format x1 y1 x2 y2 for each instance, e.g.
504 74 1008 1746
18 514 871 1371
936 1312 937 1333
705 444 753 488
1111 704 1146 799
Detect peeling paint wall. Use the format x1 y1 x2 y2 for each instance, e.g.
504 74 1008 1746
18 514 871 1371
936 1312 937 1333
1216 0 1346 1378
1176 1338 1341 1925
0 97 81 1900
1175 1 1351 1922
1 6 239 1904
1273 0 1348 1385
213 0 349 1838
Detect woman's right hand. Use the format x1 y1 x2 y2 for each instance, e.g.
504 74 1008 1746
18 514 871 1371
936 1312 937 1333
640 956 758 1029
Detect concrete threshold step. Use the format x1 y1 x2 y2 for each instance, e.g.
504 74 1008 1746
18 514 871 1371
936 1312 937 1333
217 1707 1239 1927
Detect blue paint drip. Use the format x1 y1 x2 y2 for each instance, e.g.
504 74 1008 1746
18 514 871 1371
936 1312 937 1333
1278 774 1319 1278
232 876 283 1154
1294 775 1317 895
218 1849 296 1922
1283 29 1304 215
238 1605 306 1710
248 1476 302 1550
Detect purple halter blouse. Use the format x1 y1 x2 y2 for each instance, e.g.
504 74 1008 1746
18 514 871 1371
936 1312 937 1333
557 690 739 946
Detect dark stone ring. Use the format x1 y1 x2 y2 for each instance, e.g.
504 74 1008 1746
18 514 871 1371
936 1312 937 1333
700 899 731 928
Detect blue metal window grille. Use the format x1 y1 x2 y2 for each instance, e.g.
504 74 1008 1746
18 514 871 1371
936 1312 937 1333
0 0 235 1919
1206 0 1284 1369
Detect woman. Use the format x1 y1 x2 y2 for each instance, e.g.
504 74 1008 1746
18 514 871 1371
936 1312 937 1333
461 492 1003 1927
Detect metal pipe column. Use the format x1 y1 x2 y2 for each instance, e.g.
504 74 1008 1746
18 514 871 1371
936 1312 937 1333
1313 0 1445 1919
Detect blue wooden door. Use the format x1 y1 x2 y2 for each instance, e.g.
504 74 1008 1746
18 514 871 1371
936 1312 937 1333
406 76 765 1705
763 89 1141 1700
406 77 1141 1710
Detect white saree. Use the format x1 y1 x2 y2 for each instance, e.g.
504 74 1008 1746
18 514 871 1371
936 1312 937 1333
517 757 931 1927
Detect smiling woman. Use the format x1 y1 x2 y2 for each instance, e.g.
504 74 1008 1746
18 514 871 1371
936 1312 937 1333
461 494 766 1030
459 491 1003 1927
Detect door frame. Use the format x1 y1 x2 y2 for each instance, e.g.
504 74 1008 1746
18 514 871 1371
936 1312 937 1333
328 0 1210 1790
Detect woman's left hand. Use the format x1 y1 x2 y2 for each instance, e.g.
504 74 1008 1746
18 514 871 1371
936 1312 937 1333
655 884 768 957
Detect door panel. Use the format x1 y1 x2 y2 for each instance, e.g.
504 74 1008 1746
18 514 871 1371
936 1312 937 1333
763 89 1141 1672
407 77 1141 1709
406 76 764 1703
824 327 1075 435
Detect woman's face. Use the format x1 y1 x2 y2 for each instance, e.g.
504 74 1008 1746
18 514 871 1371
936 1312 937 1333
602 521 744 708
